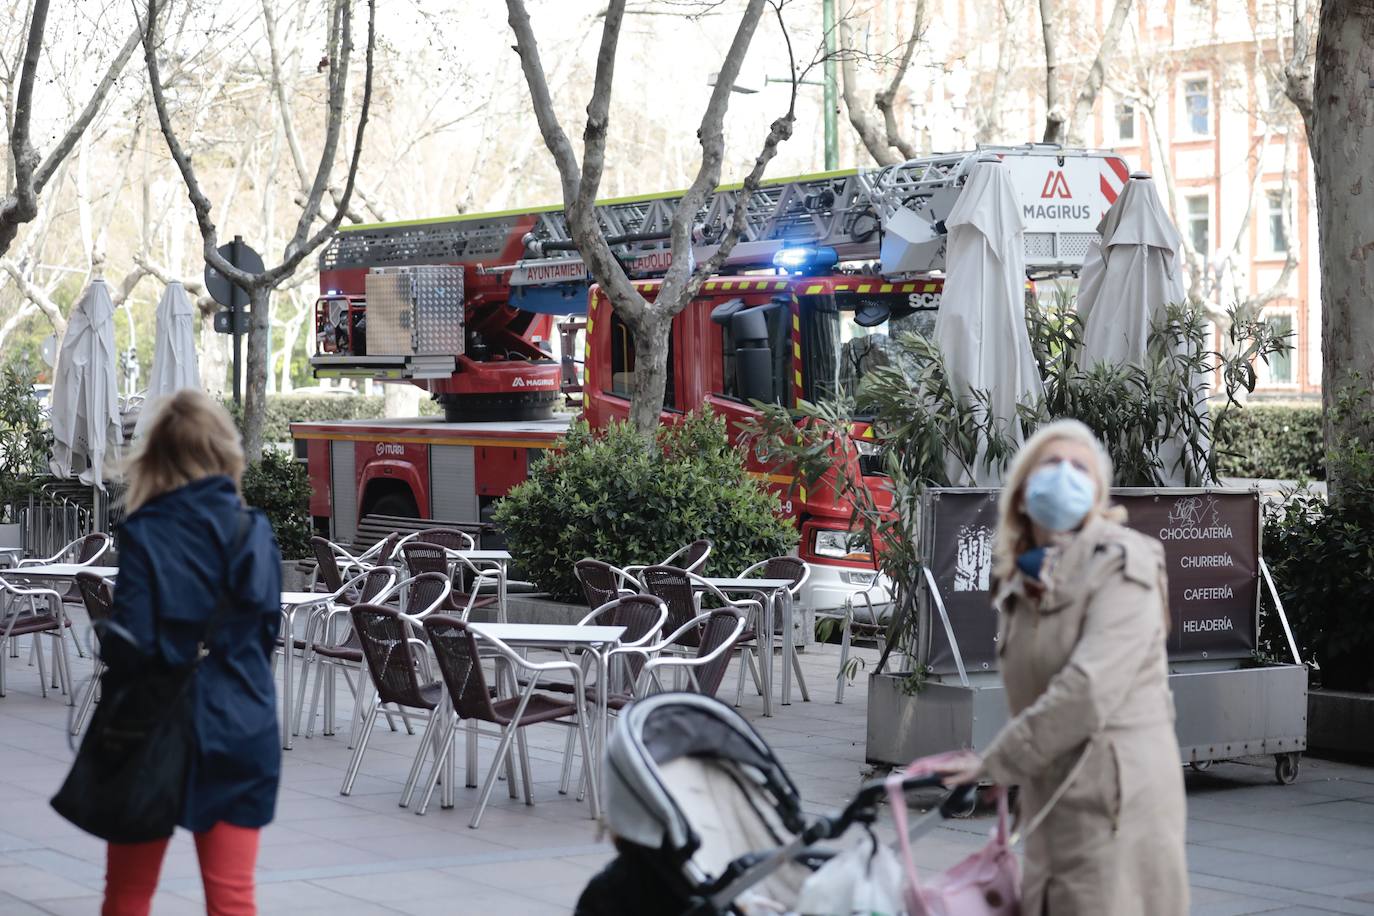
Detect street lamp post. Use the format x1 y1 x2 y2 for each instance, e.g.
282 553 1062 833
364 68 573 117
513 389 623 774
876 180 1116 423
822 0 838 170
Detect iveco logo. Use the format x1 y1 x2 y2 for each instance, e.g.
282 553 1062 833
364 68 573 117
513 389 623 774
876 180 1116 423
375 443 405 456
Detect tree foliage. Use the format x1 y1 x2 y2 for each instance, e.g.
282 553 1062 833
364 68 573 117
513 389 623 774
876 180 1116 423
241 449 312 560
494 410 796 603
0 366 53 522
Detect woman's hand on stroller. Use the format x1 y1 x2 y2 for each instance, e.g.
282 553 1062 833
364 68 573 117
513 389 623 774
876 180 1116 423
935 750 983 787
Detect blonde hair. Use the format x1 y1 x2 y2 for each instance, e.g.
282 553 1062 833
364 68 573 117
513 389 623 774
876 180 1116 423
123 390 245 514
992 419 1120 583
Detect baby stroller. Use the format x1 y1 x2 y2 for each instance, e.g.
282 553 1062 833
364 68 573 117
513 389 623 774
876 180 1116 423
577 693 973 916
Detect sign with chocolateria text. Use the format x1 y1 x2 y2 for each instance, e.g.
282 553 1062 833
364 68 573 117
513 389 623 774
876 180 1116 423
918 488 1260 677
1115 489 1260 661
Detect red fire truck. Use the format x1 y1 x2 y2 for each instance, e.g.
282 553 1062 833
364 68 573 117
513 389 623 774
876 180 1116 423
294 144 1130 610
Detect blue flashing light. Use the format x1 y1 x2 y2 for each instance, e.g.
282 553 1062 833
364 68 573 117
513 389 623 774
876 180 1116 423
772 245 839 275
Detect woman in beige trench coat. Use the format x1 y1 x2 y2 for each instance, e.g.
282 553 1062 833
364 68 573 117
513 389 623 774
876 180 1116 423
939 419 1188 916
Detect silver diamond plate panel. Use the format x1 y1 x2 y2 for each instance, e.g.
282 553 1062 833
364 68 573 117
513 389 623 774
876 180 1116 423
364 270 415 355
363 267 465 356
411 265 465 354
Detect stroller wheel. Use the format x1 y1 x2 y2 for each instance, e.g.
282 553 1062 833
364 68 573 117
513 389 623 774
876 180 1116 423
946 787 979 819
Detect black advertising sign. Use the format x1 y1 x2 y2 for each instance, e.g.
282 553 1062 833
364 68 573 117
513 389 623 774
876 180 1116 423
1116 490 1260 660
920 488 1260 676
922 490 1002 677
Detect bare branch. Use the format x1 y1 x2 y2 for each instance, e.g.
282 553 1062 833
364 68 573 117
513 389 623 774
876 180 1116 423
875 0 924 161
1066 0 1135 146
1039 0 1065 143
839 17 899 166
659 0 768 309
1 2 144 255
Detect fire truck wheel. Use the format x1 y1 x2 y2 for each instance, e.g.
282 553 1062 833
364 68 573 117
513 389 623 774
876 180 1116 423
369 491 419 519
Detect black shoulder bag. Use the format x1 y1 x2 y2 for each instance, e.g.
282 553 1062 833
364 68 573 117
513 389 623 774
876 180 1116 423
52 511 252 843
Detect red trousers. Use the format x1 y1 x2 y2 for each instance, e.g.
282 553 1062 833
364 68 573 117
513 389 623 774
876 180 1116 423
103 822 260 916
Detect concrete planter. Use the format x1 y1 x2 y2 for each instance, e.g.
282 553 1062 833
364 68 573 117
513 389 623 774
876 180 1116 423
0 523 22 549
280 560 312 592
1308 689 1374 760
495 594 589 626
865 671 1008 767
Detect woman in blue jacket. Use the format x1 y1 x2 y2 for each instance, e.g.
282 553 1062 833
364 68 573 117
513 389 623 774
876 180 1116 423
104 390 282 916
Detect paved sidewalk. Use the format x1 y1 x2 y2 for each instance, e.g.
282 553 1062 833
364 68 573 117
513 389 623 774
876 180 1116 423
1 625 1372 914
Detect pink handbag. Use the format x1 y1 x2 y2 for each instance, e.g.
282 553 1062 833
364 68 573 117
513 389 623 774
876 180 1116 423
885 752 1022 916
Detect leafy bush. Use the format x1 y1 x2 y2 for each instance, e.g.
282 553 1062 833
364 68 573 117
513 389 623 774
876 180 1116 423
1261 380 1374 691
0 366 54 522
1214 404 1324 480
242 449 312 559
493 410 797 603
1262 487 1374 691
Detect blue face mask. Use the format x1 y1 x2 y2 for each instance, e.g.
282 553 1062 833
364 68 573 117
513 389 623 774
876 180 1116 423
1023 461 1096 532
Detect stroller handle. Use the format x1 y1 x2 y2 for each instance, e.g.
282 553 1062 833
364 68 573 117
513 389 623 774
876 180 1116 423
805 773 959 843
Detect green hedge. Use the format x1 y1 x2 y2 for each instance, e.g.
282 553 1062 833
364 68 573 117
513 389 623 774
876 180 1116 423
226 392 443 443
1214 404 1324 480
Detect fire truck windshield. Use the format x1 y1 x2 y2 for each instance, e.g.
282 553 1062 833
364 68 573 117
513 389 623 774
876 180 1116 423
799 291 937 406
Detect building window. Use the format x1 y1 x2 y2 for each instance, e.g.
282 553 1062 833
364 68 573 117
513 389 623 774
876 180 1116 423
1265 313 1294 384
1267 190 1290 253
607 310 675 408
1184 78 1210 134
1116 102 1136 141
1185 195 1210 253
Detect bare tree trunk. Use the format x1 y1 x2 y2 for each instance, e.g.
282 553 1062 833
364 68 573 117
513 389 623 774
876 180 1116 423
839 4 925 166
976 0 1020 144
1065 0 1135 146
143 0 376 458
1311 0 1374 504
1039 0 1065 143
244 285 272 455
627 312 671 436
839 18 900 166
507 0 793 440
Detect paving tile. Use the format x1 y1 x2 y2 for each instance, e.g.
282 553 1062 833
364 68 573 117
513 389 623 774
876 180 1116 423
4 637 1374 914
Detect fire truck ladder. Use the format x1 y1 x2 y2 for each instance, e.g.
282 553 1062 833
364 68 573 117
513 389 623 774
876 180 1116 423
318 143 1113 281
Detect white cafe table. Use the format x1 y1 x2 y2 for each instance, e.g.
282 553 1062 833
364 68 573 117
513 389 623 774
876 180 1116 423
1 564 120 580
442 549 514 621
697 577 798 717
467 623 624 800
279 590 333 749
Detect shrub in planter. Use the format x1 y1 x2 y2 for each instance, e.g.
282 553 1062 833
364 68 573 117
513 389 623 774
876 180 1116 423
1261 383 1374 692
1214 404 1324 480
0 366 53 523
242 449 312 560
493 411 796 603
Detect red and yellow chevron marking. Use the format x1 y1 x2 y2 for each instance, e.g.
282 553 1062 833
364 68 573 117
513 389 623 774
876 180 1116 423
700 279 790 293
790 295 804 403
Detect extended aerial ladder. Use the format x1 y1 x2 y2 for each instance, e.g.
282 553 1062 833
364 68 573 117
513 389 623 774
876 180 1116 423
312 143 1128 420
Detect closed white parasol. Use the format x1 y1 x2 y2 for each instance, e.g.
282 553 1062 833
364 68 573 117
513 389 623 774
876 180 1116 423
1078 172 1188 365
934 158 1044 485
1078 172 1205 484
49 280 121 489
138 281 201 431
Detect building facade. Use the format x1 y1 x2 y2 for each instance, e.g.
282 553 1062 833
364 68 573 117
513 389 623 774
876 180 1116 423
912 0 1319 395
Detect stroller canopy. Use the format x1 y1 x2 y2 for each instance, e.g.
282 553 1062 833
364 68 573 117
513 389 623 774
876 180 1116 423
604 694 804 857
